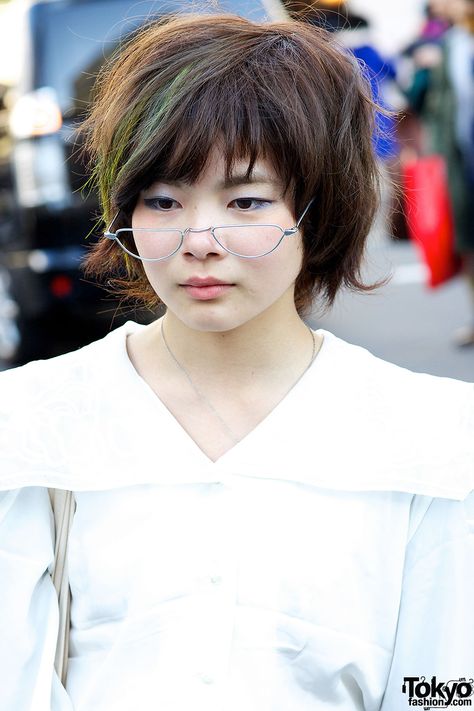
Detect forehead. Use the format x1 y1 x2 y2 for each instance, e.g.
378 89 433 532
149 151 285 191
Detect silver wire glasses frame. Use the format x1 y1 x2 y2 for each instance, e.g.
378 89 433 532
103 197 315 261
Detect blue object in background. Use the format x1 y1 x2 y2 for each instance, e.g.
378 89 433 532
352 45 399 160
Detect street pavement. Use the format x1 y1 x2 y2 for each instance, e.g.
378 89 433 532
308 228 474 383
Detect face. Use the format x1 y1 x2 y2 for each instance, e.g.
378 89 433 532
446 0 474 22
131 151 305 333
428 0 450 19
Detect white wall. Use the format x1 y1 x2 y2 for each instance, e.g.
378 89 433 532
0 0 26 85
349 0 427 55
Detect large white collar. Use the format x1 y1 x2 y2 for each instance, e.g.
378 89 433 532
1 321 473 500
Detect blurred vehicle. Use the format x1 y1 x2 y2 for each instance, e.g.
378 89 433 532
0 0 287 364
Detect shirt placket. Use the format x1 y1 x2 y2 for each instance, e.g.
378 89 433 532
187 474 239 707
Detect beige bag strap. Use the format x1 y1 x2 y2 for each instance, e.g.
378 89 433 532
48 488 76 687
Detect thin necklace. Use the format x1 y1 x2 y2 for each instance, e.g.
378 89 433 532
160 319 317 445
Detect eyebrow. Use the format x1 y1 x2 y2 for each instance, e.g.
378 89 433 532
217 172 282 189
149 171 282 190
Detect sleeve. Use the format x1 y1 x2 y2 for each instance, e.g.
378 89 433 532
380 492 474 711
0 487 73 711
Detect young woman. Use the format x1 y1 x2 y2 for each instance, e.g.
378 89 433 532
0 13 473 711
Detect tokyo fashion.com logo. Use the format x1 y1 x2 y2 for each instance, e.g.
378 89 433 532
402 676 474 707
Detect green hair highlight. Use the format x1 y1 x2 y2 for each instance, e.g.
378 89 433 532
91 65 193 225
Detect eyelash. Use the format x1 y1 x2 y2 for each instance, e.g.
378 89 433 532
231 198 272 210
143 197 272 211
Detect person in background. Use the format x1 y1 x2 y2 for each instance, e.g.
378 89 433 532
449 0 474 345
407 0 474 346
420 0 451 41
400 1 451 115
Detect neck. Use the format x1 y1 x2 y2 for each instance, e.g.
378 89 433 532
153 304 315 387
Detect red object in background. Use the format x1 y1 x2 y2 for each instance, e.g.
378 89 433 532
50 275 74 298
402 155 461 288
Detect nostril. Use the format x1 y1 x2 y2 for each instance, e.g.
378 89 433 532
182 227 228 255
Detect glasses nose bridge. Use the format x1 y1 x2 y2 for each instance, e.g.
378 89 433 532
184 226 214 236
182 224 226 255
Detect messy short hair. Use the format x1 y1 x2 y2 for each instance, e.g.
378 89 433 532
80 12 381 317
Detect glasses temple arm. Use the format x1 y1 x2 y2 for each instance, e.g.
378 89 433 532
295 197 315 229
104 210 121 236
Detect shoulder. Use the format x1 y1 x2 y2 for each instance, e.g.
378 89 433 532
0 342 89 448
303 331 474 499
0 318 145 391
0 321 126 409
1 340 88 401
321 328 473 406
0 321 144 491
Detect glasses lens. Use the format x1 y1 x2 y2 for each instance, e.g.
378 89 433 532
115 229 182 260
213 225 284 257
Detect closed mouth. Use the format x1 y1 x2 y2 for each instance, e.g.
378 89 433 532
181 279 234 287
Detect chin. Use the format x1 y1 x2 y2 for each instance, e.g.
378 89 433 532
172 305 254 334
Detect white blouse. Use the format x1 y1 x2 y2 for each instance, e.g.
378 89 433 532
0 321 473 711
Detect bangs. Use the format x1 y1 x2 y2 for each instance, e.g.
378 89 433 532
142 81 291 193
106 24 339 217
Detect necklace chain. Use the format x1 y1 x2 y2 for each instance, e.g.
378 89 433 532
160 319 317 445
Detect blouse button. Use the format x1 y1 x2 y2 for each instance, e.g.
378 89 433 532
199 674 214 685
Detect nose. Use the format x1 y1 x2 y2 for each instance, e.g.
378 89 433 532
181 225 227 259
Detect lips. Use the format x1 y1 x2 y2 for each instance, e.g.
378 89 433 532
180 280 234 301
181 277 233 287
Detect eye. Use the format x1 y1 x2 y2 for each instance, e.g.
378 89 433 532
143 197 181 211
229 198 272 210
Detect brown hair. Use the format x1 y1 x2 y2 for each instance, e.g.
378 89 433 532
79 12 382 317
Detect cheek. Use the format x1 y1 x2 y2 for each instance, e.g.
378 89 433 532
131 203 147 227
140 262 173 298
278 234 305 276
245 238 304 291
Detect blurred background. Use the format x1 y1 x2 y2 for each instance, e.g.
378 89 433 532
0 0 473 381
